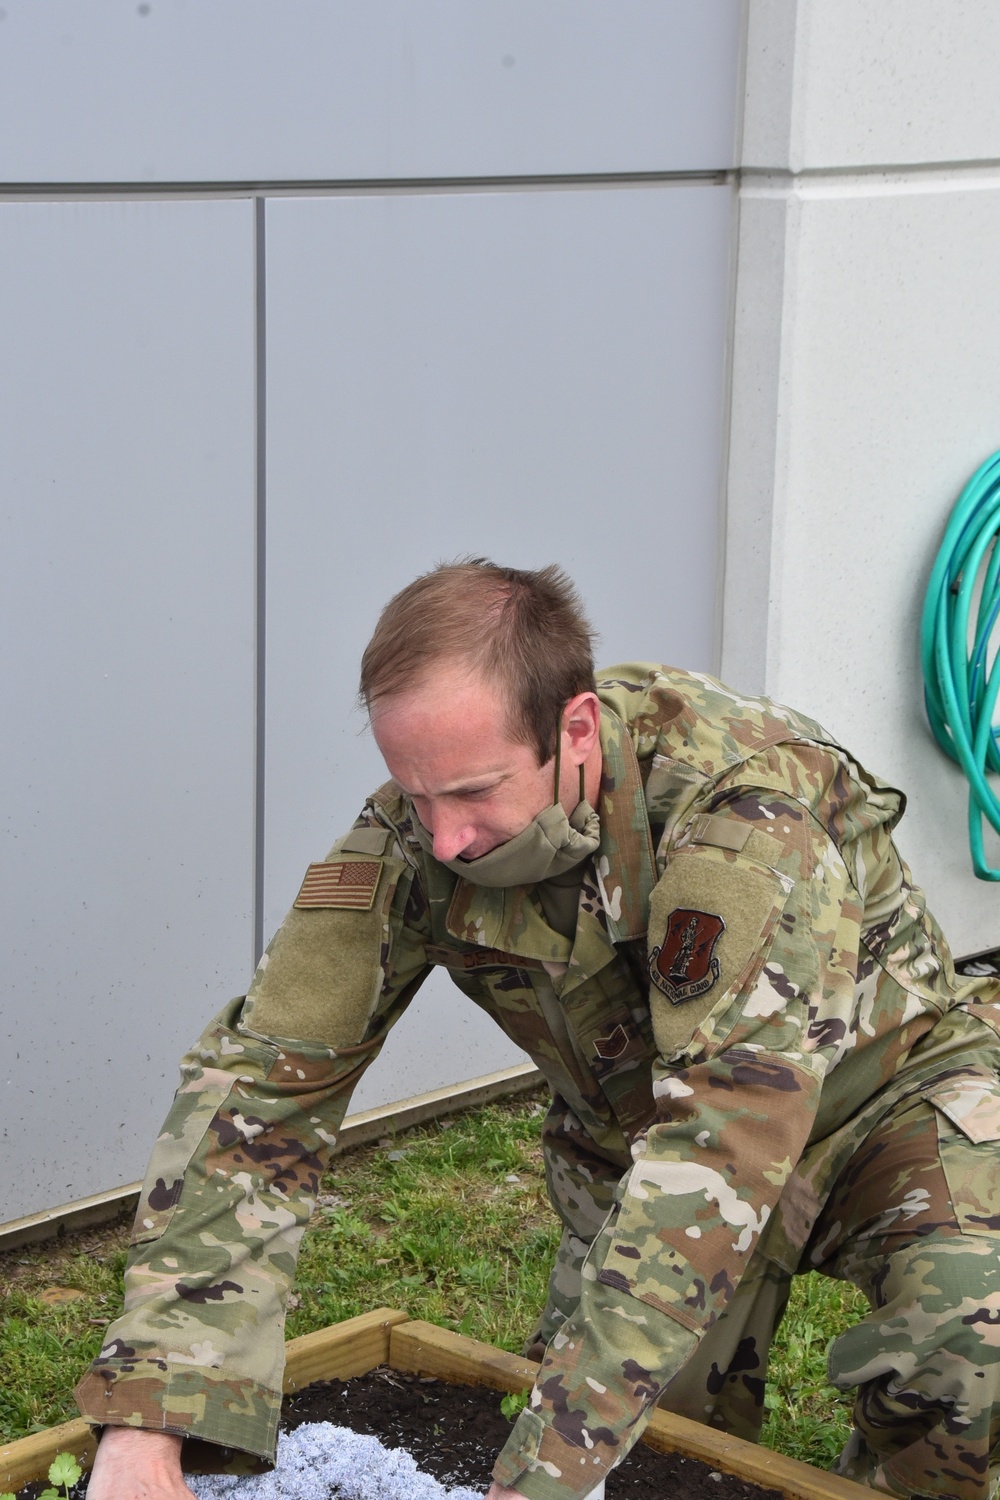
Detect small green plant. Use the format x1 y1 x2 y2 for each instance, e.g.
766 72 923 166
38 1451 83 1500
500 1390 530 1421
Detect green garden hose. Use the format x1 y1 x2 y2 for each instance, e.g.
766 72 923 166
921 448 1000 879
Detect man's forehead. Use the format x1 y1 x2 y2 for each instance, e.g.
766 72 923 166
401 656 499 702
372 660 511 731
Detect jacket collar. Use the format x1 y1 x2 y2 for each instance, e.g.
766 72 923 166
591 704 657 942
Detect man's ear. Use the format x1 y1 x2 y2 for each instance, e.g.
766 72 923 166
562 691 601 764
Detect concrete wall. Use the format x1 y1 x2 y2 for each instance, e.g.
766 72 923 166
724 1 1000 954
1 3 743 1224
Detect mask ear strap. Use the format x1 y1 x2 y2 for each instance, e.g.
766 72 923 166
552 712 587 807
552 715 563 806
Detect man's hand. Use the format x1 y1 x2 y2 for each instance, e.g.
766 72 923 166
87 1427 195 1500
487 1481 606 1500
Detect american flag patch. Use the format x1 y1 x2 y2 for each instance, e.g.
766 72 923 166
294 861 381 911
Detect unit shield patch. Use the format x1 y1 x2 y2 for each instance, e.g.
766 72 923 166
294 860 382 911
649 907 726 1005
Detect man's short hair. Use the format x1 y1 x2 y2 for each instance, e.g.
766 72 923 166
359 558 597 764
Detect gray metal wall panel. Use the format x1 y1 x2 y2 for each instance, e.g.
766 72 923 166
0 2 742 183
263 184 732 1110
0 201 256 1220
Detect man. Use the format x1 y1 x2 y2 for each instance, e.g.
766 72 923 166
81 561 1000 1500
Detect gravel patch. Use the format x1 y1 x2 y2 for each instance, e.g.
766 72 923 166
188 1423 483 1500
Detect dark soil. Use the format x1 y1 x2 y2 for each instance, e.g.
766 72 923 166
281 1367 783 1500
15 1368 784 1500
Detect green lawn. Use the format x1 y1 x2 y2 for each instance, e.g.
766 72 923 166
0 1092 866 1468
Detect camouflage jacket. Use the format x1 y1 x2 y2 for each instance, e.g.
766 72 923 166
76 665 1000 1499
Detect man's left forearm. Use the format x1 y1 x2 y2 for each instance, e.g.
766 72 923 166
492 1253 697 1500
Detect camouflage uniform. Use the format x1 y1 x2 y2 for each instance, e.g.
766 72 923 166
76 666 1000 1500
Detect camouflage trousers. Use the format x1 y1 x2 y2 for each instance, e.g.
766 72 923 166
527 1091 1000 1500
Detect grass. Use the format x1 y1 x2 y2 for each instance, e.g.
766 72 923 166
0 1090 866 1470
762 1273 868 1466
286 1097 556 1351
0 1242 129 1443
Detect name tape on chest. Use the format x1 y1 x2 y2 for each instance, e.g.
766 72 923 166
424 943 545 973
294 860 382 911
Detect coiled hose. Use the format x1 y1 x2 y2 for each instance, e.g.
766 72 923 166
921 448 1000 879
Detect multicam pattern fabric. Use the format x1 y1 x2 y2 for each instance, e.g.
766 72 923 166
76 665 1000 1500
515 1069 1000 1500
522 1096 632 1361
73 1000 396 1456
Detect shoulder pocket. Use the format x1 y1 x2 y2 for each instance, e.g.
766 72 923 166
645 753 712 853
339 825 393 856
648 833 793 1061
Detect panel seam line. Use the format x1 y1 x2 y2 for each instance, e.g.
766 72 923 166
253 195 267 967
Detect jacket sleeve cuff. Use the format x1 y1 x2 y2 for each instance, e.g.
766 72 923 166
493 1407 612 1500
74 1361 281 1464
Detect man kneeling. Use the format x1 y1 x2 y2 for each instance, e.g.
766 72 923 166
80 561 1000 1500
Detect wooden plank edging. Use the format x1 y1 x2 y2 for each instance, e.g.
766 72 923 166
3 1310 872 1500
283 1307 409 1392
391 1318 541 1392
0 1418 97 1495
390 1320 872 1500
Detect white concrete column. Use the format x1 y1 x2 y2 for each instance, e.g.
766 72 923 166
723 1 1000 950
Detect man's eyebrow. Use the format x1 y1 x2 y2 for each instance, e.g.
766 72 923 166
412 770 513 796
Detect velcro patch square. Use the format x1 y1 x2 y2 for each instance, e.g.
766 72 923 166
294 860 381 911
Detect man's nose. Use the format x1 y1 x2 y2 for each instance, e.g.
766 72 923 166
430 807 478 862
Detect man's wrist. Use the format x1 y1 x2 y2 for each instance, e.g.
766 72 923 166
97 1427 184 1465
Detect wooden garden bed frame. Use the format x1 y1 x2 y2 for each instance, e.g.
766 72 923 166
0 1309 870 1500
